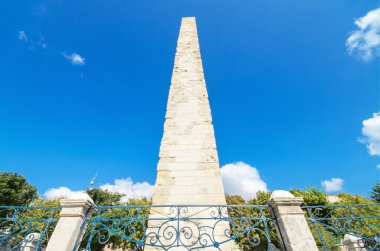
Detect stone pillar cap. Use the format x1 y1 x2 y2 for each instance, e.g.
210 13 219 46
67 192 93 201
269 190 295 200
268 190 303 207
60 192 94 206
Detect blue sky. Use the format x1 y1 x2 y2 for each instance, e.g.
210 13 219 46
0 0 379 199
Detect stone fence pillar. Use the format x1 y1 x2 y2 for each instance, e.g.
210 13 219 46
268 190 319 251
46 194 96 251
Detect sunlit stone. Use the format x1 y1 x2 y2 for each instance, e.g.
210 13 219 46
145 17 231 251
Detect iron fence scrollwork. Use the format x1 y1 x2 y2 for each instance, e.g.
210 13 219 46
77 204 283 251
0 206 61 250
303 203 380 251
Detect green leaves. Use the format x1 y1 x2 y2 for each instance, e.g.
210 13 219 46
87 188 123 206
0 172 37 207
80 191 152 251
290 187 328 206
370 182 380 203
225 192 280 250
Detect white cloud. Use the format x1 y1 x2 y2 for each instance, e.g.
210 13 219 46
44 187 86 200
63 52 85 66
100 178 154 202
377 164 380 169
346 7 380 61
321 178 344 193
361 112 380 156
221 162 267 200
18 31 28 41
44 177 154 202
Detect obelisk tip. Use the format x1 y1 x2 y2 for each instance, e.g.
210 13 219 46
182 17 196 21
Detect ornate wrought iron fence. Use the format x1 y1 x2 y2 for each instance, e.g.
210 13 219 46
0 206 61 250
76 204 283 251
302 203 380 251
5 203 378 250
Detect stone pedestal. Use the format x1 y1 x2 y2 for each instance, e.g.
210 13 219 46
268 190 319 251
46 194 96 251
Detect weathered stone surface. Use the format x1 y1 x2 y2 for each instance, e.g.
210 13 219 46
151 17 226 206
146 17 230 251
268 191 319 251
46 195 96 251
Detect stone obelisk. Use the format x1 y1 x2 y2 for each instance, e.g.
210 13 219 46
153 17 226 205
145 17 230 251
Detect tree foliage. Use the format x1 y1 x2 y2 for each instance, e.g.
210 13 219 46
0 172 37 207
291 188 378 251
87 188 123 205
225 192 280 251
225 187 379 250
337 192 373 204
0 198 61 249
80 190 152 251
370 182 380 203
247 191 271 205
290 186 328 206
225 194 246 205
108 198 151 251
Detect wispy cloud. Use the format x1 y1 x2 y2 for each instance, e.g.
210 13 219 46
37 36 47 49
221 162 267 199
17 30 47 50
321 178 344 193
18 31 28 41
361 112 380 157
63 52 86 66
346 7 380 61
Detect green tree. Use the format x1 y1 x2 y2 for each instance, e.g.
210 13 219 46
80 191 152 251
27 199 61 248
0 172 38 245
225 194 246 205
247 191 271 205
293 189 377 251
87 188 123 205
110 198 151 251
370 183 380 203
0 172 37 206
226 193 280 251
337 192 373 204
0 198 60 249
290 186 328 206
326 193 378 250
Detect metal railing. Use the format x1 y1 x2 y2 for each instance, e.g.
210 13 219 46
1 203 379 250
303 203 380 251
0 206 61 250
76 204 282 251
